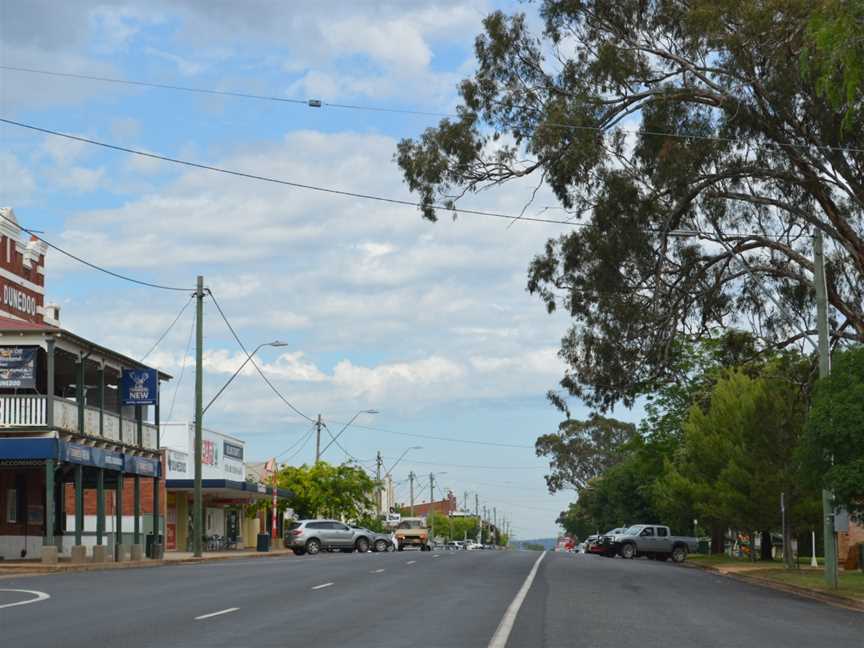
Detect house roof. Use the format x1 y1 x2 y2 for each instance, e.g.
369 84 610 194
0 314 172 380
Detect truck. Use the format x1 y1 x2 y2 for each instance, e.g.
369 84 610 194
608 524 698 563
394 517 431 551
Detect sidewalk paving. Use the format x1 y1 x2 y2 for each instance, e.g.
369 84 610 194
0 547 296 578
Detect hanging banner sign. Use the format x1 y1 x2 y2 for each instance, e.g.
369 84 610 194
0 346 37 388
121 368 158 405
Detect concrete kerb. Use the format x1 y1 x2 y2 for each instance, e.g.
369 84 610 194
681 560 864 613
0 548 297 578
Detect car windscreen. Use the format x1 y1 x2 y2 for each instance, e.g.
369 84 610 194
397 520 423 529
627 527 642 535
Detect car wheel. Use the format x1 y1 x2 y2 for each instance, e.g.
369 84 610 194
620 543 636 559
355 538 370 553
305 539 321 555
374 539 389 553
292 548 306 556
671 546 688 563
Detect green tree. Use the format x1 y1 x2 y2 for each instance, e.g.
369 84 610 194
802 345 864 517
536 414 637 492
275 461 377 521
396 1 864 412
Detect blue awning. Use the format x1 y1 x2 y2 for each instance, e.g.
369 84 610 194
0 437 160 476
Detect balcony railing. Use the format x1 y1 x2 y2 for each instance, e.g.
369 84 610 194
0 395 157 450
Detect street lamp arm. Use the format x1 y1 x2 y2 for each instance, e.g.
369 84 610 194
202 341 288 414
318 409 378 458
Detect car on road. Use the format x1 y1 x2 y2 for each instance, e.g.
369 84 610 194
284 519 374 555
350 525 394 553
394 517 431 551
589 528 629 557
609 524 698 562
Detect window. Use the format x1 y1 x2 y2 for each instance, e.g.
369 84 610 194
640 527 655 537
329 522 349 531
657 527 668 537
6 489 16 523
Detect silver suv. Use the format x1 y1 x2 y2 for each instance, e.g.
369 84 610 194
284 519 372 555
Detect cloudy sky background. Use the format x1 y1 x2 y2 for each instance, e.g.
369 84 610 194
0 0 640 539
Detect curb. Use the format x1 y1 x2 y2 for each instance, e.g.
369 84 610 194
0 550 296 578
682 561 864 613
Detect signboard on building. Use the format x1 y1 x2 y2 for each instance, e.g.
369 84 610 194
202 439 219 466
0 346 36 388
224 441 244 461
121 368 158 405
168 450 188 475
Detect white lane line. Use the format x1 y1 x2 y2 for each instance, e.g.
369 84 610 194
194 607 239 620
487 551 546 648
405 560 416 565
433 554 440 558
312 582 334 590
0 589 51 610
371 568 386 573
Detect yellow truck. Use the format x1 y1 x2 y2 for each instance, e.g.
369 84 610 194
394 517 431 551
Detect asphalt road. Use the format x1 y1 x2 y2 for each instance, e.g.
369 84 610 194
0 550 861 647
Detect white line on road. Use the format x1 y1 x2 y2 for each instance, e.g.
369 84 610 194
405 560 416 565
371 569 385 573
194 607 239 620
487 551 546 648
0 589 51 610
312 582 334 590
433 554 440 558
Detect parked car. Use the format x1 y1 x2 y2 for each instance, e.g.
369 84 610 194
583 534 600 553
394 517 431 551
589 528 630 557
609 524 698 562
284 519 373 555
350 525 393 553
445 541 462 551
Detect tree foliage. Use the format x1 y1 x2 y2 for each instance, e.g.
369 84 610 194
275 461 376 521
396 0 864 411
536 414 637 492
802 345 864 516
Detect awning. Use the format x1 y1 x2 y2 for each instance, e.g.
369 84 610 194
165 478 291 501
0 437 161 476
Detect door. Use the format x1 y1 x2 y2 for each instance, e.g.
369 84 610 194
638 526 657 552
226 510 239 543
655 526 672 552
327 522 354 548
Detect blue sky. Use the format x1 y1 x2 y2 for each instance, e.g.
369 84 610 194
0 1 641 538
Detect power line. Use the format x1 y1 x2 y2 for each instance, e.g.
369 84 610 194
387 457 546 471
4 64 863 155
206 289 315 423
139 295 194 362
321 422 363 464
0 118 583 227
0 207 194 291
168 307 196 420
278 426 317 462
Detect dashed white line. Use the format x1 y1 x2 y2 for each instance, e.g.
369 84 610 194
432 554 440 558
487 551 546 648
0 589 51 610
312 582 334 590
406 560 417 565
371 568 386 573
194 607 239 620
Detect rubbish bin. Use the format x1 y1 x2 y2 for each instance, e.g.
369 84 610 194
256 533 271 552
697 540 709 554
146 534 163 558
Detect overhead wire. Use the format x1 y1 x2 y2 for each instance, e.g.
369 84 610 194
3 64 863 155
0 118 585 227
277 424 317 461
0 207 194 291
327 420 534 449
139 294 194 362
206 289 315 423
168 306 196 420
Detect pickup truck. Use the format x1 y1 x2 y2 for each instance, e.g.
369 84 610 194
394 517 431 551
608 524 698 562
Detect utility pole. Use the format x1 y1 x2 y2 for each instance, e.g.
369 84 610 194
814 231 839 589
429 472 435 542
464 491 469 512
483 505 487 543
314 414 322 463
409 471 415 516
475 493 480 544
494 507 497 544
376 451 383 515
193 275 204 558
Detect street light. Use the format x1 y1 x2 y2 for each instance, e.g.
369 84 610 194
317 409 379 461
385 446 422 477
202 340 289 414
193 339 287 557
377 446 421 516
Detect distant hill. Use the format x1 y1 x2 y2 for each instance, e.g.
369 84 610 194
515 538 557 550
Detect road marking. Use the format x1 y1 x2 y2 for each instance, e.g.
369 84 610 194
487 551 546 648
405 560 416 565
433 554 440 558
371 568 385 573
312 582 334 590
194 607 238 620
0 589 51 610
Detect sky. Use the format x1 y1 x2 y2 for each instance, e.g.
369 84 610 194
0 0 641 539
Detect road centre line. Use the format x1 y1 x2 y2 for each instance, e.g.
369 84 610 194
312 582 334 590
371 569 386 573
194 607 238 620
0 589 51 610
487 551 546 648
405 560 416 565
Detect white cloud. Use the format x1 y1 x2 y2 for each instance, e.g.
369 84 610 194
0 153 37 204
56 166 105 193
332 356 466 401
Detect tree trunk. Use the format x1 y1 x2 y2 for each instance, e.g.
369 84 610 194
760 529 774 561
710 526 726 554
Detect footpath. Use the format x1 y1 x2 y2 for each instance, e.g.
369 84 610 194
0 548 297 578
685 558 864 612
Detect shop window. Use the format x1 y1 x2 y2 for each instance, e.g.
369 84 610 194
6 489 16 523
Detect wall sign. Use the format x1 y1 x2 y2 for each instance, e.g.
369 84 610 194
224 441 244 461
121 368 158 405
0 346 36 388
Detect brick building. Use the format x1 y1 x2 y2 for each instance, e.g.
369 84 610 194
403 491 458 518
